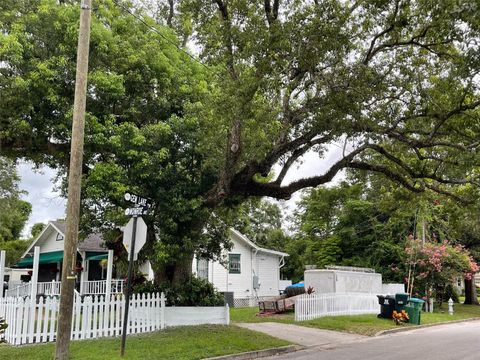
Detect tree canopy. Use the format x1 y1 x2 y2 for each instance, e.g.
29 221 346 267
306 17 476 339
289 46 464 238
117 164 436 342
0 158 31 242
0 157 32 266
183 0 480 205
1 0 479 282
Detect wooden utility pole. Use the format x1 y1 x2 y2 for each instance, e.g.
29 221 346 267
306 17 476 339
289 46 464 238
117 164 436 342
55 1 92 359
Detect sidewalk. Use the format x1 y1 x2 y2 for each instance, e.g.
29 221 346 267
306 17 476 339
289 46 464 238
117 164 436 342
236 322 366 347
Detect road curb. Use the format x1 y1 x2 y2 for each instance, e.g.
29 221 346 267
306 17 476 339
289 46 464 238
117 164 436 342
202 345 303 360
375 317 480 336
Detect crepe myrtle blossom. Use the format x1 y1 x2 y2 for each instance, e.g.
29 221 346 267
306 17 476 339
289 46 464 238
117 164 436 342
405 238 478 293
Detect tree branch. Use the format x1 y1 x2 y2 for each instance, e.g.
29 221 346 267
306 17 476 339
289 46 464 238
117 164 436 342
226 144 370 201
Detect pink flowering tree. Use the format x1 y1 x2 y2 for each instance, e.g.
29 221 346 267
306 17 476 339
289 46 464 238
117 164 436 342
405 239 479 306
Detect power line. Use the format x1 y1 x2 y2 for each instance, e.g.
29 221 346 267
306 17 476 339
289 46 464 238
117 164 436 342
111 0 209 70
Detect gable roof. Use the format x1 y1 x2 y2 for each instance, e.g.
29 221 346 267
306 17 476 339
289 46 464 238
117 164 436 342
229 228 289 257
23 221 106 257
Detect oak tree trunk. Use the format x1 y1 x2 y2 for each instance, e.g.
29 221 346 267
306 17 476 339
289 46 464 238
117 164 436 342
464 278 479 305
172 253 194 285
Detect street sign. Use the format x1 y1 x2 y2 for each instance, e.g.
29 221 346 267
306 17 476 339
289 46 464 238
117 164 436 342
124 207 148 216
123 217 147 261
124 192 151 208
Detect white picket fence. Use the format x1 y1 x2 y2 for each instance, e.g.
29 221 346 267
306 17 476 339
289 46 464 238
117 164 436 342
295 293 380 321
0 293 229 345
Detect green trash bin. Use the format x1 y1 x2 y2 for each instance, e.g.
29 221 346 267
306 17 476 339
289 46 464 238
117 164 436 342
395 293 409 312
407 298 425 325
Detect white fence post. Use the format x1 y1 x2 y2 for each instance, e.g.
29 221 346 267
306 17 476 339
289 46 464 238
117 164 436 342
225 303 230 325
28 246 40 343
80 255 86 295
0 250 5 299
105 250 113 300
160 292 165 330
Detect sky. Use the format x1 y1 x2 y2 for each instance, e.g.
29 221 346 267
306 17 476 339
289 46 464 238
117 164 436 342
17 144 346 237
18 162 66 237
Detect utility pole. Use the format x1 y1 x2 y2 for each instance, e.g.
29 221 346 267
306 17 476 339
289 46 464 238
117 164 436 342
55 1 92 359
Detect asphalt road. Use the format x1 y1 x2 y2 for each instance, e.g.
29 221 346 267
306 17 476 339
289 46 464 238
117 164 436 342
262 320 480 360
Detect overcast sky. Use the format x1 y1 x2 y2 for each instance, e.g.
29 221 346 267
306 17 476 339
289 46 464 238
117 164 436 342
17 144 345 236
18 162 66 237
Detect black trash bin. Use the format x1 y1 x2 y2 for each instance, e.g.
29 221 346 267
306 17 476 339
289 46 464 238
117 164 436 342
394 293 409 312
377 295 396 318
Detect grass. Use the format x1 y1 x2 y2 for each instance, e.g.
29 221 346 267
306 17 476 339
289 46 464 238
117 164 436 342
0 325 289 360
230 301 480 337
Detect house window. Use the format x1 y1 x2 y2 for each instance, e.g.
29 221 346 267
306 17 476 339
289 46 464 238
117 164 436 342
229 254 241 274
197 258 209 280
56 233 64 241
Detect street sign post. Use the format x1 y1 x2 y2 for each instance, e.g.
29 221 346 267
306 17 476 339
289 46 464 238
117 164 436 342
121 192 150 357
120 215 138 357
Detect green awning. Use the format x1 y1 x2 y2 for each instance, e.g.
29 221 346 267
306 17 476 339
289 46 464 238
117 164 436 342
85 251 108 261
16 251 64 267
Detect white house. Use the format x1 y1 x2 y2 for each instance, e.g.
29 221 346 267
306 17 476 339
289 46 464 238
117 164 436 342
17 220 153 281
192 229 288 306
19 221 110 279
10 220 153 297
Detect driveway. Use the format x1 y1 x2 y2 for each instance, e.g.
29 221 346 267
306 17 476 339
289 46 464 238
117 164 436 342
236 322 365 347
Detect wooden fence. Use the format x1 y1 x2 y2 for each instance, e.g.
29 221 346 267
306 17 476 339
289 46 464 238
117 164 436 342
294 293 380 321
0 293 229 345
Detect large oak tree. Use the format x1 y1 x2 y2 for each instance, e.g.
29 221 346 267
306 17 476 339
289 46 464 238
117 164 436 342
1 0 479 283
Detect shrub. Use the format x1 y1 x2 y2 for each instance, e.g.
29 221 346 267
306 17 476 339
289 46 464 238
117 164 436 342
405 238 479 304
0 317 7 343
133 276 225 306
442 284 460 303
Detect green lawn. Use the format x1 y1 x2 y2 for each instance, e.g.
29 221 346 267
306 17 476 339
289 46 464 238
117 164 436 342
231 302 480 336
0 325 289 360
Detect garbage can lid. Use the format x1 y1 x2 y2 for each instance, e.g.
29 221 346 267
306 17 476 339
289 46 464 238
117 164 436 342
408 297 425 304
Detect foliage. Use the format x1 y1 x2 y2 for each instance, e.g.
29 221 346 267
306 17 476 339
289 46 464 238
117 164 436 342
0 317 7 343
30 223 45 238
183 0 480 206
405 238 479 303
0 158 31 242
227 199 290 251
443 284 460 303
0 0 226 283
290 181 414 282
0 239 30 267
132 276 224 306
392 310 409 325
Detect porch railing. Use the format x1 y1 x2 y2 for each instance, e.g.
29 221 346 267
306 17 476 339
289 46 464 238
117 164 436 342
5 282 31 297
37 281 62 295
4 279 125 297
82 279 125 295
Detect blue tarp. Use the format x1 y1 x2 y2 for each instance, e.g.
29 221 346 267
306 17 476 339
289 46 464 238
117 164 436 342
286 282 304 289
